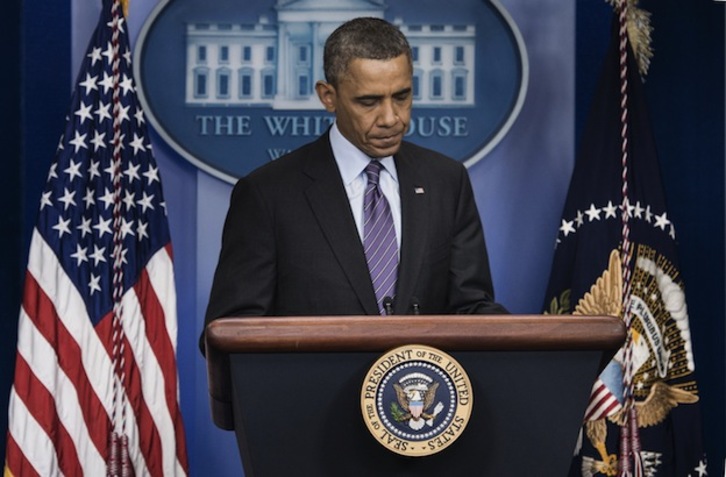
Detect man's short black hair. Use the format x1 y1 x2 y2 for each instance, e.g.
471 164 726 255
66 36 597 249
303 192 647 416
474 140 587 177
323 17 412 87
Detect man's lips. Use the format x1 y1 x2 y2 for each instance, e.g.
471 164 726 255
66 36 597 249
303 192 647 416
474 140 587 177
371 132 403 146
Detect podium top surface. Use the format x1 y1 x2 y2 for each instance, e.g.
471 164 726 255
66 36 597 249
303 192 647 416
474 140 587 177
205 314 625 353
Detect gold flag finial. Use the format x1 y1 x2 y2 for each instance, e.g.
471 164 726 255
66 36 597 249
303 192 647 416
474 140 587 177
607 0 654 78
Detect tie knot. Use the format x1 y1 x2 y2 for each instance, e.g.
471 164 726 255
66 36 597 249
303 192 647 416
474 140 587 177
364 160 383 186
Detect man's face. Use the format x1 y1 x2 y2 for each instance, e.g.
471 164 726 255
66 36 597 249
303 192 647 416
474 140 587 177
316 54 413 158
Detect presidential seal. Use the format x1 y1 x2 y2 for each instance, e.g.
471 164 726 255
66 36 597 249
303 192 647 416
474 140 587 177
361 344 473 457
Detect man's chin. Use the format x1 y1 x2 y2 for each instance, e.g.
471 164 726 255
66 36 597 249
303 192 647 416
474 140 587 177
366 140 403 158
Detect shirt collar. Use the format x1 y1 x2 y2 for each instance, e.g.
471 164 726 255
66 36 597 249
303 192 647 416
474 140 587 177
329 122 398 186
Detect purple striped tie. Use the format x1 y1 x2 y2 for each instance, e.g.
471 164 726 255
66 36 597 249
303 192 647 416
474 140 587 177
363 160 398 315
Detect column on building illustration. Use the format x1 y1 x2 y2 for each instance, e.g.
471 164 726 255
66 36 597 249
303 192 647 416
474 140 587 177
185 20 277 106
401 22 475 106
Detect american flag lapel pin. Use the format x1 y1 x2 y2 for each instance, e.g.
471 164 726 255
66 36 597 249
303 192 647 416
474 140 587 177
414 187 425 194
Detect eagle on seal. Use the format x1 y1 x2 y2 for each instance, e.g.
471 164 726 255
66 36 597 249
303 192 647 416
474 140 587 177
393 381 440 423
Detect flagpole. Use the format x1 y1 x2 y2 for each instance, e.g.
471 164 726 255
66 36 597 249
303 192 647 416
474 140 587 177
614 1 642 475
109 0 131 474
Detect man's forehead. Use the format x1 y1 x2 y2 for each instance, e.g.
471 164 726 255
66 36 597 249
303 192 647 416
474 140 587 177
345 55 411 70
339 56 412 86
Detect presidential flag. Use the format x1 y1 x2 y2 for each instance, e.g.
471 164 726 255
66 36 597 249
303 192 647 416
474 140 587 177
4 0 189 475
543 11 707 477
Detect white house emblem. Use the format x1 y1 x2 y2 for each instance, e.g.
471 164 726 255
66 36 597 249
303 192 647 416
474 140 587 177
135 0 527 183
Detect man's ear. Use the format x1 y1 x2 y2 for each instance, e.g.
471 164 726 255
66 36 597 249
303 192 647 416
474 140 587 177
315 81 337 113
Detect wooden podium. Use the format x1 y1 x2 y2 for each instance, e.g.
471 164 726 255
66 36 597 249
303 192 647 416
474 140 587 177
205 315 625 477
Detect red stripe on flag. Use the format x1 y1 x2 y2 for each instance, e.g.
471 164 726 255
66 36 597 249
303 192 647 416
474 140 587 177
135 265 189 469
11 354 83 476
119 331 165 476
94 311 163 475
21 271 111 458
584 382 621 421
5 433 41 477
600 398 621 416
93 310 115 357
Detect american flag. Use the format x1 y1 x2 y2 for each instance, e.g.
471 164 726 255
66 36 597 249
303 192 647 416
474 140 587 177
4 0 189 475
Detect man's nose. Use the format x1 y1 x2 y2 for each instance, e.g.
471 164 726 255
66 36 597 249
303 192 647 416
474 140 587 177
377 99 398 127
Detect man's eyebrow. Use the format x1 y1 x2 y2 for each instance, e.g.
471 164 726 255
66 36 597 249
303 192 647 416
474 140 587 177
355 87 412 101
355 93 384 102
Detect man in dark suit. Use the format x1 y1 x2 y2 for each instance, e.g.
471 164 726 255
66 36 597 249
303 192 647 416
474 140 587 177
203 17 506 345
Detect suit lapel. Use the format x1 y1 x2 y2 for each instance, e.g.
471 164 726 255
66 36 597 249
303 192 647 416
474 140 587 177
302 134 379 315
394 146 429 314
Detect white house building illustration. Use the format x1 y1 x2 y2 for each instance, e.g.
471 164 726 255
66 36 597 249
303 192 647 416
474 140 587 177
185 0 476 109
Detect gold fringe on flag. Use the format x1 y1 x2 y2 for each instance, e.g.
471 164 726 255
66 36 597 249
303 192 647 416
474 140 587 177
607 0 654 78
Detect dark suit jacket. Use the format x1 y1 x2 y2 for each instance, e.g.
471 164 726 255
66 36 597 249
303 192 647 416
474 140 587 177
203 131 506 338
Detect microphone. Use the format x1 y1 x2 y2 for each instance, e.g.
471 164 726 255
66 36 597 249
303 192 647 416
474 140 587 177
411 297 420 315
383 296 394 315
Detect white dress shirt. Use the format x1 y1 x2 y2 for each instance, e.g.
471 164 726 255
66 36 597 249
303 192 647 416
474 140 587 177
329 122 402 250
